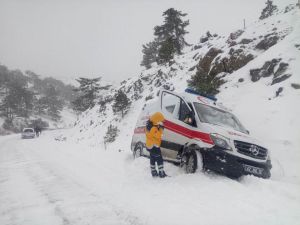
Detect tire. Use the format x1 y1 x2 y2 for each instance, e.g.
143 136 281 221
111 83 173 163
184 150 203 174
133 143 143 159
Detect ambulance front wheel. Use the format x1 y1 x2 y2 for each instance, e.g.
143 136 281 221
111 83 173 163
184 150 204 174
133 143 143 159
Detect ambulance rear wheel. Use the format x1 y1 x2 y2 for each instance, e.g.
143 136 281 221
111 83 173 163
133 143 143 159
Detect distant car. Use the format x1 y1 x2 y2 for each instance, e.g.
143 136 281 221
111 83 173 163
21 128 35 139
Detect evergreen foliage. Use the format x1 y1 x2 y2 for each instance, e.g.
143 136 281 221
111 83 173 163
157 37 176 63
103 124 119 144
0 64 75 131
259 0 278 20
154 8 189 55
187 68 225 95
112 90 131 118
0 69 34 121
72 77 109 112
42 85 64 121
140 39 159 69
141 8 189 67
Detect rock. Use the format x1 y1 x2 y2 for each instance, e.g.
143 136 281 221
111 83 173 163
255 35 279 50
238 78 244 82
145 95 153 101
200 36 209 43
275 87 283 97
198 48 223 74
228 41 237 47
250 69 262 82
170 66 177 72
188 66 196 71
228 30 244 41
284 5 295 13
192 53 199 59
260 58 281 78
249 58 284 82
291 83 300 89
193 45 202 50
271 74 291 85
239 38 253 44
274 62 289 78
199 31 213 43
209 48 254 76
223 50 254 74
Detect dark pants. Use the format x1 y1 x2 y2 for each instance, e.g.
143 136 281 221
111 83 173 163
148 146 164 172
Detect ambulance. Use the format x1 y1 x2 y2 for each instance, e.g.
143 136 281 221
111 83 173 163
131 88 272 179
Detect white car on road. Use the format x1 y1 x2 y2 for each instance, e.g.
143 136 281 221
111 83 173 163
21 128 36 139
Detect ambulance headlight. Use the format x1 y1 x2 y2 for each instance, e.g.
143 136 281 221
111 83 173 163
210 133 232 151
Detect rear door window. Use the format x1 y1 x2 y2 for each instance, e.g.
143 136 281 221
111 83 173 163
179 100 196 127
179 100 191 122
161 92 181 119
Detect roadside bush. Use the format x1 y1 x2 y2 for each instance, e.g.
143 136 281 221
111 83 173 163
104 125 119 144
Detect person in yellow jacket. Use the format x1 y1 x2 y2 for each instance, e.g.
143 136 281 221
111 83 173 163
145 112 167 178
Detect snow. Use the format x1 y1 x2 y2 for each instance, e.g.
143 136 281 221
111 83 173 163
1 1 300 225
0 131 300 225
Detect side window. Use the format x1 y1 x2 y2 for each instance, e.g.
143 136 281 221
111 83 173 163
179 100 196 127
179 100 191 122
161 92 181 119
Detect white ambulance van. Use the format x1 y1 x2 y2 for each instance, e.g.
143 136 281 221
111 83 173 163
131 88 272 179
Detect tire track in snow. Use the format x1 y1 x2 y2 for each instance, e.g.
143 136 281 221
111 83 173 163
12 137 145 225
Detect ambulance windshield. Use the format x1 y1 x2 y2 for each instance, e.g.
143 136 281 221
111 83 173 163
194 102 247 134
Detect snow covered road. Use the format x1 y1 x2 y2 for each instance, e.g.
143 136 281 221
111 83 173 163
0 131 300 225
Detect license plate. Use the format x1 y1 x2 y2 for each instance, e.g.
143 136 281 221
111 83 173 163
243 164 263 175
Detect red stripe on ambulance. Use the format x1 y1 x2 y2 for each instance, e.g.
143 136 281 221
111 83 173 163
164 120 213 145
134 127 145 134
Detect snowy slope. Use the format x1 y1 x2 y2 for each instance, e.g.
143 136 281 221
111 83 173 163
62 1 300 182
67 1 300 157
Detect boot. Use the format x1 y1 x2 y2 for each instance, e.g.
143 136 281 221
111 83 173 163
159 170 167 178
151 170 158 177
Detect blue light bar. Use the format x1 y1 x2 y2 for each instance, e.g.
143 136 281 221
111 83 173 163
185 88 217 102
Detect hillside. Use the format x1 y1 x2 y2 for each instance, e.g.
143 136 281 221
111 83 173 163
0 66 77 134
65 1 300 153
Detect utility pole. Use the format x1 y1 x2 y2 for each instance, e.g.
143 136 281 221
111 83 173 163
243 19 246 30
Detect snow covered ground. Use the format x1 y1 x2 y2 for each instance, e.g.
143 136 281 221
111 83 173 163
0 130 299 225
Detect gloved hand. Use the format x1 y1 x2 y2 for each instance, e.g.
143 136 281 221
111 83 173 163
158 124 164 130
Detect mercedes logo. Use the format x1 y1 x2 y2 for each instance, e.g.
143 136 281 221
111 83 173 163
249 145 259 156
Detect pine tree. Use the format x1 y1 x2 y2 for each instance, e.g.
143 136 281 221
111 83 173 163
103 125 119 144
140 8 189 67
0 70 34 120
43 85 63 121
157 37 176 63
154 8 189 62
259 0 278 20
187 68 224 96
140 39 159 69
112 90 131 118
72 77 105 112
34 97 48 115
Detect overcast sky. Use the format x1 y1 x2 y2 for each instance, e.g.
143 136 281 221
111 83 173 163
0 0 266 84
